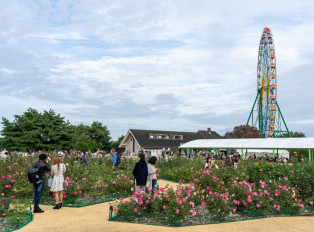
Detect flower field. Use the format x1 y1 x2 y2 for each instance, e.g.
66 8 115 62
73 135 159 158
1 155 313 229
112 157 314 226
0 155 136 231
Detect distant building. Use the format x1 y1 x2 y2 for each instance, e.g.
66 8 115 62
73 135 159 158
119 128 221 156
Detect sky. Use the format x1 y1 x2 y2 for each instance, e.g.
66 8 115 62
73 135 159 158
1 0 314 140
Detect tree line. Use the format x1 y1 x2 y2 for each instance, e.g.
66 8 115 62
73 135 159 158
0 108 124 152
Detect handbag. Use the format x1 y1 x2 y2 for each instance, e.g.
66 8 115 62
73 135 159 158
63 180 68 189
48 178 53 187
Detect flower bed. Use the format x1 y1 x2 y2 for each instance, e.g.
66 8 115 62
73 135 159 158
0 199 33 232
111 159 314 226
0 155 135 228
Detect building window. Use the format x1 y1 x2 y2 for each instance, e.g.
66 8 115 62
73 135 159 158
149 134 157 139
175 135 183 140
149 133 183 140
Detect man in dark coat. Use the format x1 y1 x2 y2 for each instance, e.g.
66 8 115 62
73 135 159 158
32 154 51 213
132 153 148 191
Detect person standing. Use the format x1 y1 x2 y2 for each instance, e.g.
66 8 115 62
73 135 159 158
146 156 160 191
111 149 118 170
205 157 219 170
32 154 51 213
225 152 234 166
50 156 66 209
133 153 148 191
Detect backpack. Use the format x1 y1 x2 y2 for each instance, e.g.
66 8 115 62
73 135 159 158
27 167 41 184
116 155 121 165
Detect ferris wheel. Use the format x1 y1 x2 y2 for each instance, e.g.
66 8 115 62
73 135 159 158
247 27 290 138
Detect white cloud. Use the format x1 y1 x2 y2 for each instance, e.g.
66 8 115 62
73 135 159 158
0 0 314 139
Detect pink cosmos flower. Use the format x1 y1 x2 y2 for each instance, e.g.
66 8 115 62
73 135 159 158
256 204 260 208
217 209 221 212
134 208 138 213
1 176 5 179
191 210 196 216
233 209 236 213
105 184 108 188
201 201 205 206
160 188 164 192
79 191 82 194
163 205 166 209
215 192 219 196
74 192 77 195
10 180 15 183
113 206 118 211
145 200 149 204
1 193 4 196
120 197 124 201
248 198 252 203
176 209 180 214
13 196 16 199
113 181 116 184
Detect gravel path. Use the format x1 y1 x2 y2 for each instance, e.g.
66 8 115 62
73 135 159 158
18 180 314 232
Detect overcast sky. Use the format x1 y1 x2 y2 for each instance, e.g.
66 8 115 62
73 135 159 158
1 0 314 140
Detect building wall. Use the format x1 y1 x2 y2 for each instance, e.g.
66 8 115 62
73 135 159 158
124 133 141 155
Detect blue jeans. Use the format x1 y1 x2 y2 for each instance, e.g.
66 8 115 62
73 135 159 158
152 179 157 192
33 181 45 211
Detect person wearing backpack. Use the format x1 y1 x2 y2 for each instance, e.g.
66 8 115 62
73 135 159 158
31 154 51 213
111 149 118 170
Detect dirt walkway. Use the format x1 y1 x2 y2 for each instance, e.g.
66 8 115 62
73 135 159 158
18 180 314 232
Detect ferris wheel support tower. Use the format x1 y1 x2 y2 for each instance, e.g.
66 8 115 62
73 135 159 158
246 27 291 138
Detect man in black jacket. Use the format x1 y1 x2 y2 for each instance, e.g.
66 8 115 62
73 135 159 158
32 154 51 213
133 153 148 191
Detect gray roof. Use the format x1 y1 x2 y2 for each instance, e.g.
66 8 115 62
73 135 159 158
128 129 221 149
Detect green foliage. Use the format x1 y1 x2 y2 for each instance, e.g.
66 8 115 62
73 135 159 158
230 125 260 138
279 131 306 138
1 108 74 151
75 134 98 152
0 109 113 152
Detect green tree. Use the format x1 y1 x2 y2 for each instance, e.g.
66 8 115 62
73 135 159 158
229 125 260 138
74 122 111 151
89 121 111 151
1 108 74 151
279 131 306 138
75 134 97 152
